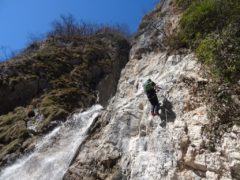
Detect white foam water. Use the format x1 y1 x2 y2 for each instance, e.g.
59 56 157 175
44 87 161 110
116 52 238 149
0 105 103 180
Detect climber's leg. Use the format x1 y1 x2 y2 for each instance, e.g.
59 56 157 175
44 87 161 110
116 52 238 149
151 105 156 116
154 103 160 116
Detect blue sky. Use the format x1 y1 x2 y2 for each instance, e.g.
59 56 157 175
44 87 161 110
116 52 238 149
0 0 158 60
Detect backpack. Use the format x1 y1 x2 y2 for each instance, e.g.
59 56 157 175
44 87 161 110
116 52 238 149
143 79 155 93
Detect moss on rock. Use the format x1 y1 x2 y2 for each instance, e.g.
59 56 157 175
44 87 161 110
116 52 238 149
171 0 240 147
173 0 240 83
0 107 30 162
0 30 130 165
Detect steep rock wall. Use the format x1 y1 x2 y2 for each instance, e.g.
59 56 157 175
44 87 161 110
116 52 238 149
0 32 130 167
65 0 240 179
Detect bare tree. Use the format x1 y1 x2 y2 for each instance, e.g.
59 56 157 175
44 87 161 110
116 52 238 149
48 14 131 41
49 14 98 40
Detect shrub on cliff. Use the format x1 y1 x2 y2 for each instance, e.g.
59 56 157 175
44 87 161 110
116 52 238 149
172 0 240 145
174 0 240 83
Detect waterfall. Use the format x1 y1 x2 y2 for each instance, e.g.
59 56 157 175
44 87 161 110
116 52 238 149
0 105 103 180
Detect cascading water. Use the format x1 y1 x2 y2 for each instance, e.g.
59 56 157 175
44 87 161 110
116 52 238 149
0 105 103 180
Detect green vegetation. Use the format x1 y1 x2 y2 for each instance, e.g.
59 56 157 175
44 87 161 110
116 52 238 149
0 107 29 161
0 16 130 165
174 0 240 82
37 87 95 131
175 0 197 10
172 0 240 143
0 139 23 161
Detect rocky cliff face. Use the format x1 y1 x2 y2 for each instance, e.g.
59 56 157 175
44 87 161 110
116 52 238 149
64 1 240 179
0 31 130 166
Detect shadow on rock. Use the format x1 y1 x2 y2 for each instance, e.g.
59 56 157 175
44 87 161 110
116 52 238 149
159 97 176 125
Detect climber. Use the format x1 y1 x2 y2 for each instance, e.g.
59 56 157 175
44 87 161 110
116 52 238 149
143 78 161 116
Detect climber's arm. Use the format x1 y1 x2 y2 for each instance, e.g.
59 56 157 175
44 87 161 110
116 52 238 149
154 85 162 92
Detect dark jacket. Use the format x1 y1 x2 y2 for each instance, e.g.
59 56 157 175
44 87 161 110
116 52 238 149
145 81 159 106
